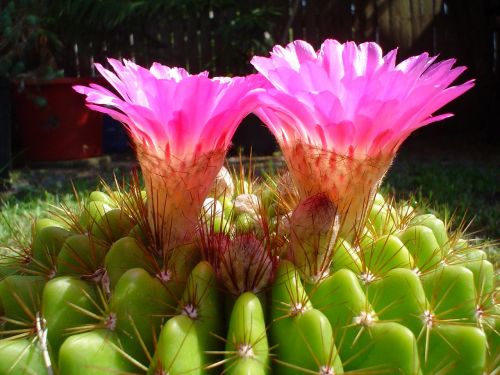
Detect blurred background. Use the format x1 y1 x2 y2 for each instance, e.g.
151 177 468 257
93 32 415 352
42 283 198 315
0 0 498 240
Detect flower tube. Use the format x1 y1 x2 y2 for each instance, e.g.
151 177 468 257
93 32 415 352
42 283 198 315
252 39 473 239
75 59 261 251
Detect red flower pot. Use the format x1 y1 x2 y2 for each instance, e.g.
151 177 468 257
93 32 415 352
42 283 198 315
13 77 103 162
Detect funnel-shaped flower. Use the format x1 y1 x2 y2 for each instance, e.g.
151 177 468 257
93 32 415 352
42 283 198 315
251 40 473 239
75 59 261 251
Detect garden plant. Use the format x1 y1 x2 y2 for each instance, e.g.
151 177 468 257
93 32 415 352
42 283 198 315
0 39 497 374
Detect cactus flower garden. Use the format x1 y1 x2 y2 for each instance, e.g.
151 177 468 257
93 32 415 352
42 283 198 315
0 39 497 375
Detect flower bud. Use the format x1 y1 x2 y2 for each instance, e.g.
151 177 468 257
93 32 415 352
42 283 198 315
288 194 339 283
218 234 273 295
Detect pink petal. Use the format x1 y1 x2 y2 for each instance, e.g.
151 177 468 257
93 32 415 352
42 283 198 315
324 120 355 154
252 38 473 159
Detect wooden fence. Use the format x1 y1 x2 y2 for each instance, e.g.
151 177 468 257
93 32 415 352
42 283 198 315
64 0 499 83
59 0 498 154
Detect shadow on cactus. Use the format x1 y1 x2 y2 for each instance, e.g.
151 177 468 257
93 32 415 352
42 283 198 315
1 38 498 375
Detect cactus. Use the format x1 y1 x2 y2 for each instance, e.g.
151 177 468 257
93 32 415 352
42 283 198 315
2 38 496 374
0 168 497 375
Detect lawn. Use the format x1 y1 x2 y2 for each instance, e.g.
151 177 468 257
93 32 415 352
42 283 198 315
383 159 499 240
0 157 498 250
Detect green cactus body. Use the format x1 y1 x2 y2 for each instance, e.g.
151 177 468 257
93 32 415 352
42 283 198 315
310 268 373 359
91 209 135 243
104 236 154 288
31 225 73 274
128 224 149 244
397 225 442 271
271 261 342 374
368 204 397 235
42 276 99 356
235 212 257 233
420 324 487 374
361 234 414 275
148 315 204 375
330 238 362 273
225 292 269 374
34 218 67 233
311 268 369 328
0 338 48 375
180 261 223 367
343 321 421 375
421 265 477 322
56 235 109 276
366 268 427 336
485 305 500 369
0 176 497 375
358 226 375 249
58 329 137 375
410 214 449 254
272 308 342 375
109 267 175 365
79 200 114 230
463 258 494 307
271 260 312 321
0 275 45 329
88 191 117 207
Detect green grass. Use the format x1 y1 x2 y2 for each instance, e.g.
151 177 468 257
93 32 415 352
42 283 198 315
383 160 499 240
0 168 120 248
0 191 82 248
0 159 498 249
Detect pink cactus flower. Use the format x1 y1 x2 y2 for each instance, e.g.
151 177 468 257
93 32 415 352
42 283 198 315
75 59 261 251
251 39 474 239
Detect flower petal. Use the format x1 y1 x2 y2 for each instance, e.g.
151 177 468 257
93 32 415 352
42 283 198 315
252 38 473 158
